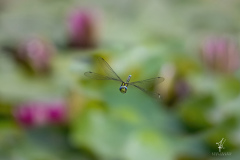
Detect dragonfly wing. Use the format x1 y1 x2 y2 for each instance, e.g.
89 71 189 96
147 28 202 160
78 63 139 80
128 77 164 98
129 77 164 85
84 71 122 82
97 57 123 82
130 84 160 98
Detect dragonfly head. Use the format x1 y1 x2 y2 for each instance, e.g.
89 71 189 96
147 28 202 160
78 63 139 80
119 85 127 93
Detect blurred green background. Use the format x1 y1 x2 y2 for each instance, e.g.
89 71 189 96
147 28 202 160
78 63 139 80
0 0 240 160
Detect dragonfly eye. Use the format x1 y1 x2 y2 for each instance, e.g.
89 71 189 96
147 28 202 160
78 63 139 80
119 86 127 93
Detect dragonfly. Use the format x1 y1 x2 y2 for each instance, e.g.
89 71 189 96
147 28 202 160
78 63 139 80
84 57 164 98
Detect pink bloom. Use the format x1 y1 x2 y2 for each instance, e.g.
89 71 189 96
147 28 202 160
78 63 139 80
67 8 99 48
18 38 54 73
201 36 240 73
47 101 67 123
13 100 67 127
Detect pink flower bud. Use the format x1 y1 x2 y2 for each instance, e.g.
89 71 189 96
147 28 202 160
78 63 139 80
67 8 99 48
201 36 240 73
18 38 54 73
13 100 67 127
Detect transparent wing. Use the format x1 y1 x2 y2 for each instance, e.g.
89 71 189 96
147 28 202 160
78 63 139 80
129 77 164 86
84 71 122 82
97 57 123 82
128 77 164 98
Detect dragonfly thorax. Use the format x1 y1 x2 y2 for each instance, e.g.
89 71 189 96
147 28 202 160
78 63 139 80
119 75 132 94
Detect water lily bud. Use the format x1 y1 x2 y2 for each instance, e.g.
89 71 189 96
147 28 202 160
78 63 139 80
13 100 67 127
201 36 240 73
18 38 55 73
157 63 191 106
67 8 99 48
